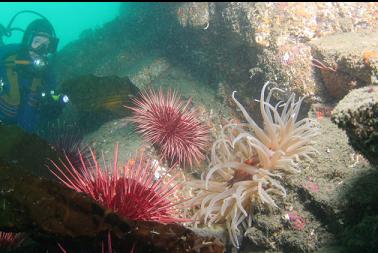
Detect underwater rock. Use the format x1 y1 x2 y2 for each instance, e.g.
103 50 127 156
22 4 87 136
331 86 378 166
53 18 131 81
55 3 177 82
56 2 378 118
177 2 210 29
129 221 225 253
170 2 378 104
60 74 140 131
0 162 120 238
176 3 378 49
338 170 378 253
0 124 61 178
310 31 378 99
129 57 171 89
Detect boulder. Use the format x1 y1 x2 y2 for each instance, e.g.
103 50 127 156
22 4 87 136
332 86 378 166
310 31 378 99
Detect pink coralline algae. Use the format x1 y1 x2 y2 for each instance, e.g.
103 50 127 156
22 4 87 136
304 180 320 193
288 211 306 231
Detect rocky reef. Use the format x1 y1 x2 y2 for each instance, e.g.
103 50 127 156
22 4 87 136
170 2 378 104
2 2 378 253
332 86 378 167
310 31 378 99
0 124 61 178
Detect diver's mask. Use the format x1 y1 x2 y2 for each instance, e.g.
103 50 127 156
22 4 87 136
28 34 50 72
30 34 50 55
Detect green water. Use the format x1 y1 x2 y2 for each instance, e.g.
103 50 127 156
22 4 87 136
0 2 120 50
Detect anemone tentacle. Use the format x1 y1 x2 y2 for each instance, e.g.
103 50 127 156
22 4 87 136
188 82 319 248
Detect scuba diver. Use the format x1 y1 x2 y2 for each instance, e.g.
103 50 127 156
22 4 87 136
0 11 68 133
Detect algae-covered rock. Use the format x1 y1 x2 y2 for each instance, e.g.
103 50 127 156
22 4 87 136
169 2 378 102
331 86 378 166
0 163 120 237
177 2 210 29
339 169 378 253
341 215 378 253
310 31 378 99
0 124 61 178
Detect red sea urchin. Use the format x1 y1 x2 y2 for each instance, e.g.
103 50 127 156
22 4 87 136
0 232 23 250
39 120 90 169
49 145 184 223
127 88 209 167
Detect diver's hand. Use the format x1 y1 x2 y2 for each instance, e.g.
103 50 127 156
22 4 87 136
38 92 65 119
